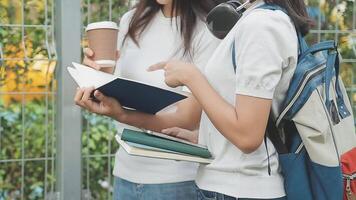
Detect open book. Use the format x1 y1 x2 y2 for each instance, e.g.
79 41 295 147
67 62 187 114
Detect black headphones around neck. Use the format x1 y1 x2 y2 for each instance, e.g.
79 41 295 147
206 0 256 39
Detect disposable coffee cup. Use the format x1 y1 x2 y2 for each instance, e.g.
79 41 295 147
86 21 118 70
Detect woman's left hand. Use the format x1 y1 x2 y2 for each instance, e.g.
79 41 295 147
147 61 200 88
162 127 198 144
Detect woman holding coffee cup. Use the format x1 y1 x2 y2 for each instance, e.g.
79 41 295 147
78 0 221 199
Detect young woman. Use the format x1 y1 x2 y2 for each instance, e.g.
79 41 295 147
79 0 220 199
76 0 311 199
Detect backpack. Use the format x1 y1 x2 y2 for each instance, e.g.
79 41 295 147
231 4 356 200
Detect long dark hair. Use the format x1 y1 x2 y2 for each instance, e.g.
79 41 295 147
264 0 312 36
125 0 218 57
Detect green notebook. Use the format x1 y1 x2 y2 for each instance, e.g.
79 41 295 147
121 129 212 158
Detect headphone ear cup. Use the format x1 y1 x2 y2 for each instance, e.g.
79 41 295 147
226 0 244 9
206 3 243 39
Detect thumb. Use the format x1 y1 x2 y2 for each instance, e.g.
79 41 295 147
94 90 110 104
147 61 167 72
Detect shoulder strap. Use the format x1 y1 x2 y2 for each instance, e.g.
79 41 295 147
232 41 237 72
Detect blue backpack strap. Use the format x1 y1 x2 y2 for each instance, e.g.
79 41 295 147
324 49 351 120
299 40 336 60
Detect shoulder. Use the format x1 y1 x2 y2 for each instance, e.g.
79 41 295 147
119 9 136 26
237 8 296 38
117 9 137 50
235 7 298 55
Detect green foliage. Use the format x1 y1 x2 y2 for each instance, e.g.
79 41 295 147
82 0 129 25
81 111 119 200
0 100 55 200
0 0 129 198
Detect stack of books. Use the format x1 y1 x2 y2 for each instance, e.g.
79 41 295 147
116 129 213 164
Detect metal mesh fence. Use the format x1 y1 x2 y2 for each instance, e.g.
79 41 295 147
0 0 57 199
0 0 355 199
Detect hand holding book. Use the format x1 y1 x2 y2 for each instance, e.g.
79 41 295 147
68 62 187 114
162 127 198 144
117 129 213 164
74 87 125 121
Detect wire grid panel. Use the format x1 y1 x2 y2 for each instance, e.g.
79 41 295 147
0 0 57 199
80 0 132 199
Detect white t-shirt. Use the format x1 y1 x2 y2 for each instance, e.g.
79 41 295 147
113 9 221 184
195 1 298 199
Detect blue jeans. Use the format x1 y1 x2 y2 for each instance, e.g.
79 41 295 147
113 177 197 200
197 189 287 200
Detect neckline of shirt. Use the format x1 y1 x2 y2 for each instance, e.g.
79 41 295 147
157 9 180 23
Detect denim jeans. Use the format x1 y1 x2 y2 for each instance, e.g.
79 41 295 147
113 177 197 200
197 189 287 200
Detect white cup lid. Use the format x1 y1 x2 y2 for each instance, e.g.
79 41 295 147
86 21 118 31
95 60 116 67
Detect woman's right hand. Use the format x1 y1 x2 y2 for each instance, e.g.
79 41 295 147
83 48 120 73
74 87 126 121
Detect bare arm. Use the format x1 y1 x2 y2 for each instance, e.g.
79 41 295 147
149 61 271 154
74 87 202 133
118 94 202 132
79 47 201 133
186 71 270 153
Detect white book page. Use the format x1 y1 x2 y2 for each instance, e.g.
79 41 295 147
68 62 116 88
68 62 188 97
67 67 86 87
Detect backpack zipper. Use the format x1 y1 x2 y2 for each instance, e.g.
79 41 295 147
276 63 326 126
295 142 304 154
344 173 356 200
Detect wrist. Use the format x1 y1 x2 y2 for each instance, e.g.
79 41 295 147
183 65 199 85
115 109 128 123
184 66 204 88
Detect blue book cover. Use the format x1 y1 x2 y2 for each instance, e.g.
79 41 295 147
68 62 187 114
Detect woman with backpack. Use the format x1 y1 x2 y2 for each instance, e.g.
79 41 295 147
77 0 221 199
76 0 312 199
148 0 311 199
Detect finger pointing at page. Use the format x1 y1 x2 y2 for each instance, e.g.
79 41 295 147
147 61 167 71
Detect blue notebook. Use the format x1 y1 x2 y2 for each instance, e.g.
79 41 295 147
68 62 187 114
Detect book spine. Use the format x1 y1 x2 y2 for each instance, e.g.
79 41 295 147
121 129 212 158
